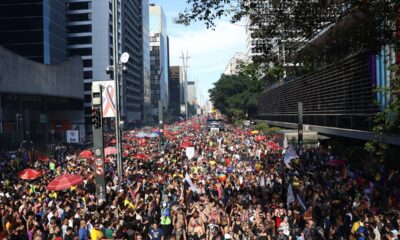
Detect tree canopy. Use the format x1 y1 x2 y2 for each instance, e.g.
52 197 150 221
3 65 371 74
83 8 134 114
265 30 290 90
176 0 398 64
209 63 261 120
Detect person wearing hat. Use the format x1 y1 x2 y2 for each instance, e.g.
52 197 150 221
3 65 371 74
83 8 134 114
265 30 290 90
276 227 289 240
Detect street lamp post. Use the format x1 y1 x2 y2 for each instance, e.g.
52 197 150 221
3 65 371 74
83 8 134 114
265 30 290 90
109 0 129 187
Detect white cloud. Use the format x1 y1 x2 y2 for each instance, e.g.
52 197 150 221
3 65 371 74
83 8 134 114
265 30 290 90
168 21 246 104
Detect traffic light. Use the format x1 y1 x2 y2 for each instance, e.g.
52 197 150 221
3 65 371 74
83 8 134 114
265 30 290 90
92 108 102 129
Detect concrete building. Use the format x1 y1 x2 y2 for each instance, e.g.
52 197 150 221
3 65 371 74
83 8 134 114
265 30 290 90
142 0 152 123
0 46 84 145
150 4 169 120
224 52 249 75
121 0 146 124
187 81 197 105
169 66 182 117
257 12 400 146
66 0 146 129
0 0 67 64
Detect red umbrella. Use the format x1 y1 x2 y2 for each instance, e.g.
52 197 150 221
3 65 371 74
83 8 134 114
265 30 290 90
79 150 93 159
18 169 41 180
110 139 116 144
47 174 84 191
255 136 267 142
179 141 193 149
138 139 147 147
327 159 345 167
104 147 117 155
38 156 50 162
172 131 180 135
182 137 193 142
133 153 149 160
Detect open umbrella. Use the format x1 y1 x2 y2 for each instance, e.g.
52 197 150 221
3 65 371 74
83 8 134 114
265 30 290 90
104 147 117 155
148 133 159 138
135 132 147 138
268 141 281 150
47 174 84 191
79 150 93 159
133 153 149 160
18 169 41 180
138 139 147 147
38 156 50 162
255 135 267 142
110 139 116 144
327 159 345 167
179 141 193 149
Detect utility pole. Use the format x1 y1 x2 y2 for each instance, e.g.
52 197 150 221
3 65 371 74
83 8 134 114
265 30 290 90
180 51 190 121
112 0 123 186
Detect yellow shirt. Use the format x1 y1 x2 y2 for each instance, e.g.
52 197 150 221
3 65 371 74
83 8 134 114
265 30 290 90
351 221 361 234
124 198 135 209
91 228 103 240
5 221 12 234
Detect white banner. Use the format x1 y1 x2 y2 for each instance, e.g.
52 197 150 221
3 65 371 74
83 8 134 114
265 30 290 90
66 130 79 143
99 81 116 118
185 147 195 160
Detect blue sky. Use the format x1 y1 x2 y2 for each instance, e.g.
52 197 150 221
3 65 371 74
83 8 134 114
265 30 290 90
150 0 246 106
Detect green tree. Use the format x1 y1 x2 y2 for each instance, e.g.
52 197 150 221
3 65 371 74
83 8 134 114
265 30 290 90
209 63 264 121
176 1 397 66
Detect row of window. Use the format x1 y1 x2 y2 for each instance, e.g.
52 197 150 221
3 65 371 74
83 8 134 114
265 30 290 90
67 24 91 33
67 13 91 22
67 2 91 11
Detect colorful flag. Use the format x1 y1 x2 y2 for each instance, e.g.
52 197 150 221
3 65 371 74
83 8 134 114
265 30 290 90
287 184 295 207
284 145 298 168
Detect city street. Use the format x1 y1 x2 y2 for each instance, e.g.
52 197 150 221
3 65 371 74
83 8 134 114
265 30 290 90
0 0 399 240
0 117 399 239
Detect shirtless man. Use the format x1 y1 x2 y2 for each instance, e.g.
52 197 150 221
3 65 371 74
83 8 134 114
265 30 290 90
187 211 205 240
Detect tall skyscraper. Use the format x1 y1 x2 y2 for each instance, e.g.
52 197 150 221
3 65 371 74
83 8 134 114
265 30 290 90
121 0 146 124
0 0 67 64
66 0 146 128
187 81 196 105
142 0 151 123
169 66 182 117
150 4 169 119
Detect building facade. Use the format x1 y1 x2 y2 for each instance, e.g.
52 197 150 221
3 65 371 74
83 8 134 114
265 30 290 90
142 0 152 123
66 0 146 129
0 0 67 64
224 52 249 75
0 46 84 145
169 66 182 117
187 81 196 105
150 4 169 119
121 0 146 124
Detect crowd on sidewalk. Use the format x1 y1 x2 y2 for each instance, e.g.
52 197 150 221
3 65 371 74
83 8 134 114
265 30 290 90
0 118 399 240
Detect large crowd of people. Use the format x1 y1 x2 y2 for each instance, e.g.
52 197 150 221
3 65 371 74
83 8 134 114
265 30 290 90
0 117 399 240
